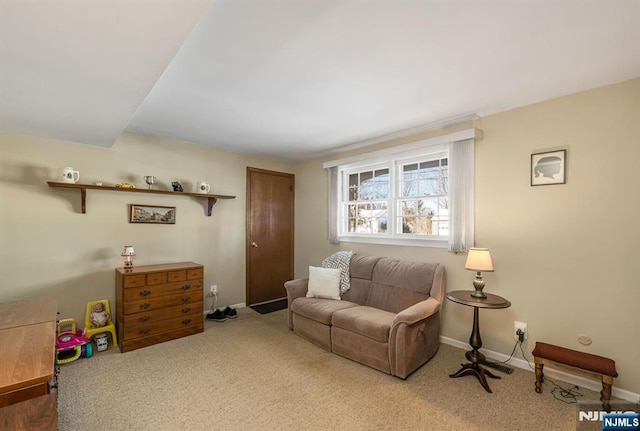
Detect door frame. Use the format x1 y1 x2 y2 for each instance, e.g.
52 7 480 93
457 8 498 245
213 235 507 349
245 167 295 306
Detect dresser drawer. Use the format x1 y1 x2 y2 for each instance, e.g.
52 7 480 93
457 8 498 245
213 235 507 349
123 280 203 302
123 275 146 288
146 272 168 285
123 291 203 315
187 268 203 280
124 302 202 329
167 270 186 282
123 313 202 340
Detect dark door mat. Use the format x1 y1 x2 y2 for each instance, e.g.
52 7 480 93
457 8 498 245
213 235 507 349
250 299 288 315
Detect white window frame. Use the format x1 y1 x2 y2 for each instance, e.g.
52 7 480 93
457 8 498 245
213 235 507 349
335 144 449 247
324 129 478 249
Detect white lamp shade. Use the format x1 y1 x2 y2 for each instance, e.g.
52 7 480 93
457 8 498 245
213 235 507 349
121 245 136 257
465 248 494 272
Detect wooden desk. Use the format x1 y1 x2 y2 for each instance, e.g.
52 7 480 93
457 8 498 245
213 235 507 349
0 298 58 330
0 299 57 409
0 393 57 431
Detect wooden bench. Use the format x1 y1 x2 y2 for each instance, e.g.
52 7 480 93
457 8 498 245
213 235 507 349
532 342 618 411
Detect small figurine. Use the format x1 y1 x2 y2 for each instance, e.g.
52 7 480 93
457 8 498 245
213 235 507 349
90 302 110 328
171 181 183 192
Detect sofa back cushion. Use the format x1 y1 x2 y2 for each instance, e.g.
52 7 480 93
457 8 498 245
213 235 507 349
341 255 380 305
365 257 440 313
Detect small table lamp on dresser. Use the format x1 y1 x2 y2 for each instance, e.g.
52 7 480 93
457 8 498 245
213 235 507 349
121 245 135 270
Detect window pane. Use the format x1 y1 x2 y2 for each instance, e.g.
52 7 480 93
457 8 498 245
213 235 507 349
398 198 444 235
343 201 388 234
401 158 448 199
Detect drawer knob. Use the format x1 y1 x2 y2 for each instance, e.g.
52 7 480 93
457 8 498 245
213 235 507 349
182 284 191 290
140 315 150 322
182 319 191 325
140 303 150 310
140 290 151 296
140 328 150 334
182 296 190 303
182 307 191 313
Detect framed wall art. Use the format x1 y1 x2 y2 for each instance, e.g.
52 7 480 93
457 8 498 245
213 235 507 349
531 149 566 186
130 204 176 224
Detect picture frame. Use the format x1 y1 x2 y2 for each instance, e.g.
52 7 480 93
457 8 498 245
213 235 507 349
130 204 176 224
531 149 566 186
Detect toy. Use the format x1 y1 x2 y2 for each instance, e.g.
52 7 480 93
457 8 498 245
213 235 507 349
90 302 110 327
171 181 183 192
115 183 136 188
56 318 93 364
94 333 109 352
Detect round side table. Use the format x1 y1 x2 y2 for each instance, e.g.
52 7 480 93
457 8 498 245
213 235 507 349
446 290 511 393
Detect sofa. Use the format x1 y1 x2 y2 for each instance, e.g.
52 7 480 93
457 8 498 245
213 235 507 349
285 254 446 379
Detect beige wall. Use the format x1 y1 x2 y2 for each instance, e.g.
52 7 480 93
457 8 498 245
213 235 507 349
293 78 640 394
0 131 293 324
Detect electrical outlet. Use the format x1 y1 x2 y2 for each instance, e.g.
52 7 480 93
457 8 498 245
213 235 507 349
514 321 527 341
209 285 218 296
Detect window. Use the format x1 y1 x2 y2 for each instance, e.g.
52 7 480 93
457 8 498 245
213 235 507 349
344 167 390 234
339 149 448 245
325 129 477 250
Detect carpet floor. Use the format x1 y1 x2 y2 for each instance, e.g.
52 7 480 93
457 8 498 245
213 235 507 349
57 308 604 431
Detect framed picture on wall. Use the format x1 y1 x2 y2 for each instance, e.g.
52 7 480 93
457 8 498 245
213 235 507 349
130 204 176 224
531 149 566 186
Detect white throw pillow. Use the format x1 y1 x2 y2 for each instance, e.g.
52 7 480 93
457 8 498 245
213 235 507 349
306 266 342 300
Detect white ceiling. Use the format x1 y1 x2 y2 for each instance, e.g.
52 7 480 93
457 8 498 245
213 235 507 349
2 1 639 162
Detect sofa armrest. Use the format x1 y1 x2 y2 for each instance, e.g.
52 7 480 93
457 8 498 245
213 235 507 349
284 278 309 329
389 297 442 378
392 297 440 327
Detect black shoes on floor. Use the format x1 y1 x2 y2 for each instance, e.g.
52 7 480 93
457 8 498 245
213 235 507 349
223 306 237 319
206 306 237 322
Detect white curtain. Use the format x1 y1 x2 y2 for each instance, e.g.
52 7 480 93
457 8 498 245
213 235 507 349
448 138 474 252
327 166 340 244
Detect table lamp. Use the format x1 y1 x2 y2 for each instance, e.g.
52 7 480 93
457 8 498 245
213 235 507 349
465 248 494 298
121 245 136 270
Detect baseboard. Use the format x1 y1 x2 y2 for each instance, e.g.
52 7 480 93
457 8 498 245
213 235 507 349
440 336 640 403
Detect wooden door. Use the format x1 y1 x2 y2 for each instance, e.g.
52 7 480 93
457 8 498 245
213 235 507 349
246 168 294 305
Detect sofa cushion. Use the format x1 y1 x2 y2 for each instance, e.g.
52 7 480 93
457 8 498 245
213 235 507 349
366 258 439 313
306 266 341 300
332 306 395 343
291 297 359 325
349 254 381 280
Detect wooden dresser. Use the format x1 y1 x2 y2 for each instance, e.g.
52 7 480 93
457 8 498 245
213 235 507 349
115 262 204 353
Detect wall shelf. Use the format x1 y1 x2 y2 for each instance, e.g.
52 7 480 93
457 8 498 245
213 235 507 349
47 182 235 216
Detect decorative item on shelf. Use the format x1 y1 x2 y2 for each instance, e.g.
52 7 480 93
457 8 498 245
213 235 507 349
144 176 156 189
60 167 80 183
171 181 183 192
196 181 210 194
93 181 103 186
465 247 494 298
115 183 136 188
121 245 136 270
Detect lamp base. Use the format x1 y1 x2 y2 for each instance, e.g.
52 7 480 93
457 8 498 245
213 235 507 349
470 274 487 298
